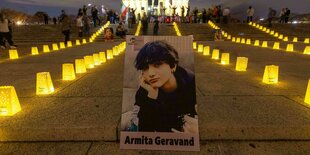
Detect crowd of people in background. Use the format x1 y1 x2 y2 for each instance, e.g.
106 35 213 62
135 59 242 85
53 4 293 41
130 5 232 24
279 8 291 24
123 4 293 27
0 3 297 48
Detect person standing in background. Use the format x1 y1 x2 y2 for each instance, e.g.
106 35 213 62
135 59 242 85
83 5 87 15
202 9 207 23
247 6 254 23
267 8 276 27
279 8 286 24
285 8 290 23
83 15 91 37
53 17 57 24
91 6 100 27
222 7 230 24
141 13 148 35
78 8 83 16
0 12 16 49
76 15 84 37
153 18 159 35
59 10 71 46
43 13 49 25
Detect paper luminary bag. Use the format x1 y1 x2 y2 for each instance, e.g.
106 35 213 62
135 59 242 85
0 86 21 116
120 35 200 151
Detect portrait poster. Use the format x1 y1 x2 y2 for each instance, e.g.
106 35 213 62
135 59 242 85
120 35 199 151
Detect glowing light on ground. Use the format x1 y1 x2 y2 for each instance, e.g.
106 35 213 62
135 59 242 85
263 65 279 84
36 72 54 95
235 57 248 71
0 86 21 116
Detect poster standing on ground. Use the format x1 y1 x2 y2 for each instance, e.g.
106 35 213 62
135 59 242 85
120 35 199 151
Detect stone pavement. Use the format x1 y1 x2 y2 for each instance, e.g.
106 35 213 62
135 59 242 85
0 23 310 154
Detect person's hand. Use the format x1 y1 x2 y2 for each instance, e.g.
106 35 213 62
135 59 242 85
182 115 198 133
139 74 158 99
171 115 198 134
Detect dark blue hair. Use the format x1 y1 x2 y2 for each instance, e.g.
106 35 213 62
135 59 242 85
135 41 179 70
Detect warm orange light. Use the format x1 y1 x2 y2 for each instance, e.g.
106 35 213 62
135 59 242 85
119 43 124 52
278 34 283 39
266 29 270 33
31 47 39 55
262 65 279 84
305 79 310 104
135 21 142 36
76 40 81 45
254 40 260 46
232 37 236 42
43 45 50 53
62 63 75 80
236 38 241 43
52 43 59 51
113 46 119 55
122 42 127 51
59 42 65 49
84 56 95 69
0 86 21 116
173 22 182 36
198 44 203 53
235 57 248 71
241 38 245 44
107 50 114 59
286 44 294 52
93 53 101 65
211 49 220 60
75 59 86 73
227 35 231 40
36 72 54 95
203 46 210 56
9 49 19 59
304 46 310 54
117 45 122 54
221 53 230 65
67 41 73 47
246 39 251 45
99 52 107 63
262 41 268 48
273 42 280 50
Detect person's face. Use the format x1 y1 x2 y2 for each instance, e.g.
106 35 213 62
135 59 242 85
142 62 175 88
106 29 112 36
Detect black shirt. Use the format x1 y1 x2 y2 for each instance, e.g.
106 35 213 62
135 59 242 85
135 66 197 132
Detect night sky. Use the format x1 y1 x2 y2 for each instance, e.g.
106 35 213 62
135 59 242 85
0 0 309 18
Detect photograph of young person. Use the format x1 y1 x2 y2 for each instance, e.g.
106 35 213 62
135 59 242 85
134 40 198 133
103 27 114 41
